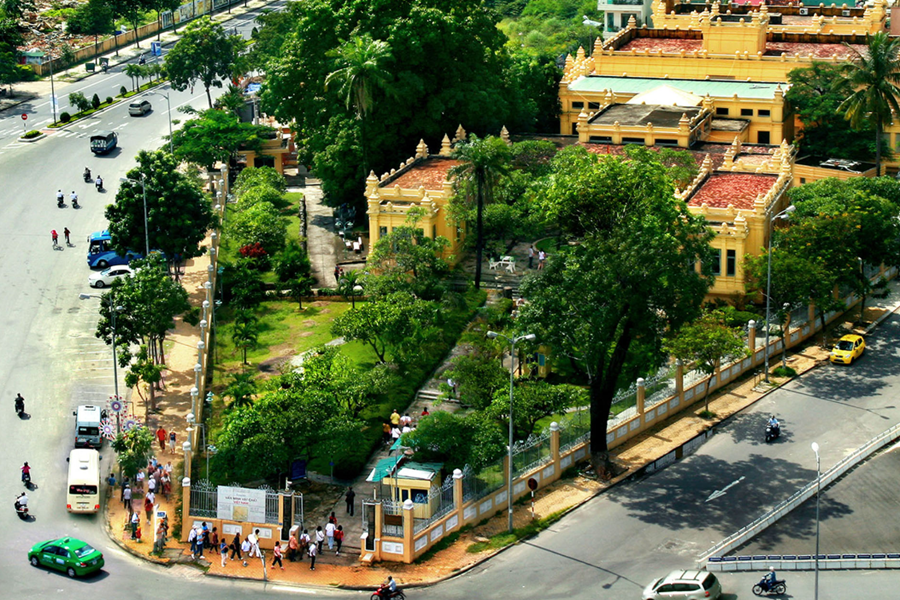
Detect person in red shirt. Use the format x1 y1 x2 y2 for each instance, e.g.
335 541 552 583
156 426 167 452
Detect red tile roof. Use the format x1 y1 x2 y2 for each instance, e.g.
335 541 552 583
765 42 865 59
619 39 703 53
688 173 777 209
579 142 776 170
384 158 460 191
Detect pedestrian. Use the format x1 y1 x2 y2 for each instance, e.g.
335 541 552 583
447 377 455 398
155 521 167 554
382 421 391 444
390 409 401 427
220 539 228 567
308 539 317 570
123 485 133 514
144 495 153 524
400 413 411 427
298 529 310 561
156 426 167 452
272 541 284 570
345 487 356 516
162 473 171 500
230 532 242 561
315 526 325 554
240 538 251 566
528 245 535 268
210 526 219 552
135 469 145 496
421 407 430 417
248 529 261 558
51 229 58 249
131 511 140 540
538 249 546 270
287 530 299 562
334 265 340 283
200 522 210 553
328 511 337 525
391 426 401 442
169 430 176 453
325 521 335 551
64 227 71 245
147 475 157 497
335 525 343 555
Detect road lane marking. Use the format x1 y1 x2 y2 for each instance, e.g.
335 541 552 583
269 586 318 594
706 476 745 502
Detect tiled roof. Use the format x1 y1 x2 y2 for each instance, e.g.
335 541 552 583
569 76 784 100
580 141 777 170
688 173 778 209
764 42 865 58
619 39 703 53
383 157 460 191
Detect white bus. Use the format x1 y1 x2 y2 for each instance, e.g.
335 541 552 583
67 449 101 514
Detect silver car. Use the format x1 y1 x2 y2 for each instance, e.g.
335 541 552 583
642 570 722 600
128 100 151 116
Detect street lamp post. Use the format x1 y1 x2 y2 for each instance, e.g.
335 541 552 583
151 91 174 154
811 441 821 600
80 293 124 433
120 174 151 257
764 204 795 383
487 330 536 534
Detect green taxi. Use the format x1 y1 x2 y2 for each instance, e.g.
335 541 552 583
28 537 104 578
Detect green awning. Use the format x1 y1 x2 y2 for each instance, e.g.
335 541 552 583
366 455 404 482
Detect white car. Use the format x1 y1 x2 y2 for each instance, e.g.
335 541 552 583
88 265 134 288
642 570 722 600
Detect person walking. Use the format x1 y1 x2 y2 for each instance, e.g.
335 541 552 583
298 529 310 561
308 539 317 570
315 526 325 554
345 487 356 516
528 245 535 269
144 495 153 525
51 230 59 249
220 538 228 567
538 249 547 270
122 485 133 514
169 430 176 453
156 426 167 452
272 541 284 570
209 526 219 552
334 525 344 555
248 529 261 558
154 521 167 554
188 526 199 559
64 227 71 245
229 532 242 561
240 537 251 566
130 511 140 541
325 521 335 551
287 531 299 562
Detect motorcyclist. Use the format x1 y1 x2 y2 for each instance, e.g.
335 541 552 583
56 189 64 205
376 576 398 598
21 462 31 483
95 176 103 191
15 492 28 509
767 416 780 431
14 393 24 414
83 167 91 181
70 191 79 208
761 567 777 590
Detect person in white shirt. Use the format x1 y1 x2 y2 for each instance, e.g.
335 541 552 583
325 522 336 551
247 529 261 557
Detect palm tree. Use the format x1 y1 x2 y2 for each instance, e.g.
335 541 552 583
450 135 512 290
224 371 256 410
231 318 259 365
839 32 900 174
337 269 363 309
324 34 393 174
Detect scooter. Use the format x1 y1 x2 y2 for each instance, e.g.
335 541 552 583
72 196 80 209
95 178 104 192
370 587 405 600
22 471 32 489
57 196 64 208
752 578 786 596
83 169 92 182
14 498 29 521
765 423 780 443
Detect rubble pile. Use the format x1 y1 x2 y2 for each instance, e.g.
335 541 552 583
17 0 109 59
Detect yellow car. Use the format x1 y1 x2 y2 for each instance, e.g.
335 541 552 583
830 334 865 365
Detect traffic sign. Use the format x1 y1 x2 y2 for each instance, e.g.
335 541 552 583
21 113 27 120
151 41 162 57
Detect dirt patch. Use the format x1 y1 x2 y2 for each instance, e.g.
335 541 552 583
258 354 291 374
300 332 315 337
303 320 318 327
319 309 331 314
310 301 330 307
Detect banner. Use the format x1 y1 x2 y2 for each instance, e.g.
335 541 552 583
216 485 266 522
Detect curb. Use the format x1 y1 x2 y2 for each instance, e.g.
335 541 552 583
102 507 171 566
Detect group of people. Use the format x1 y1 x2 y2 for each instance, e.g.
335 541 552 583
119 458 174 526
188 521 223 560
50 228 71 249
282 514 345 570
383 409 419 446
527 245 547 270
219 515 345 572
155 425 178 454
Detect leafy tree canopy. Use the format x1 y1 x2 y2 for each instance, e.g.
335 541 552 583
164 16 246 107
226 200 288 256
234 165 287 196
106 150 217 261
485 381 586 440
171 108 273 169
401 410 505 472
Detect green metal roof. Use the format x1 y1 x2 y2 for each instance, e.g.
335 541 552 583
366 455 404 482
569 76 783 99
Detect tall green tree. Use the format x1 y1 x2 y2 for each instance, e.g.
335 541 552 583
517 145 715 466
65 0 115 64
170 108 272 169
664 311 749 413
106 150 217 264
231 315 260 365
105 0 152 49
112 426 155 480
226 201 288 256
786 62 875 161
147 0 181 38
164 16 246 108
839 32 900 173
485 381 586 441
325 34 394 174
450 135 512 290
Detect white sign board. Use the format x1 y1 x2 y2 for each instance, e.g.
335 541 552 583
217 486 267 523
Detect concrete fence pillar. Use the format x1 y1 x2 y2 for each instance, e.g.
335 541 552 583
747 320 757 360
402 499 415 563
180 476 191 542
550 422 560 467
808 302 816 327
676 359 684 404
636 378 646 416
452 468 464 528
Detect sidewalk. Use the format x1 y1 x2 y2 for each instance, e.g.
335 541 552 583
0 0 280 114
106 254 900 587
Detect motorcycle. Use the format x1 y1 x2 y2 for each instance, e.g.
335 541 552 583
57 196 64 208
15 498 29 521
72 196 80 209
83 169 92 182
22 471 32 489
370 588 405 600
95 178 104 192
752 578 786 596
765 423 780 443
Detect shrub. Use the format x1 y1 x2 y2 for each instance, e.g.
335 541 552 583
106 96 113 105
91 93 101 109
772 365 797 378
119 86 128 97
239 242 268 261
21 130 42 139
59 112 71 123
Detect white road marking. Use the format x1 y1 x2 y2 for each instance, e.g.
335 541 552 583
269 586 318 594
706 476 745 502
